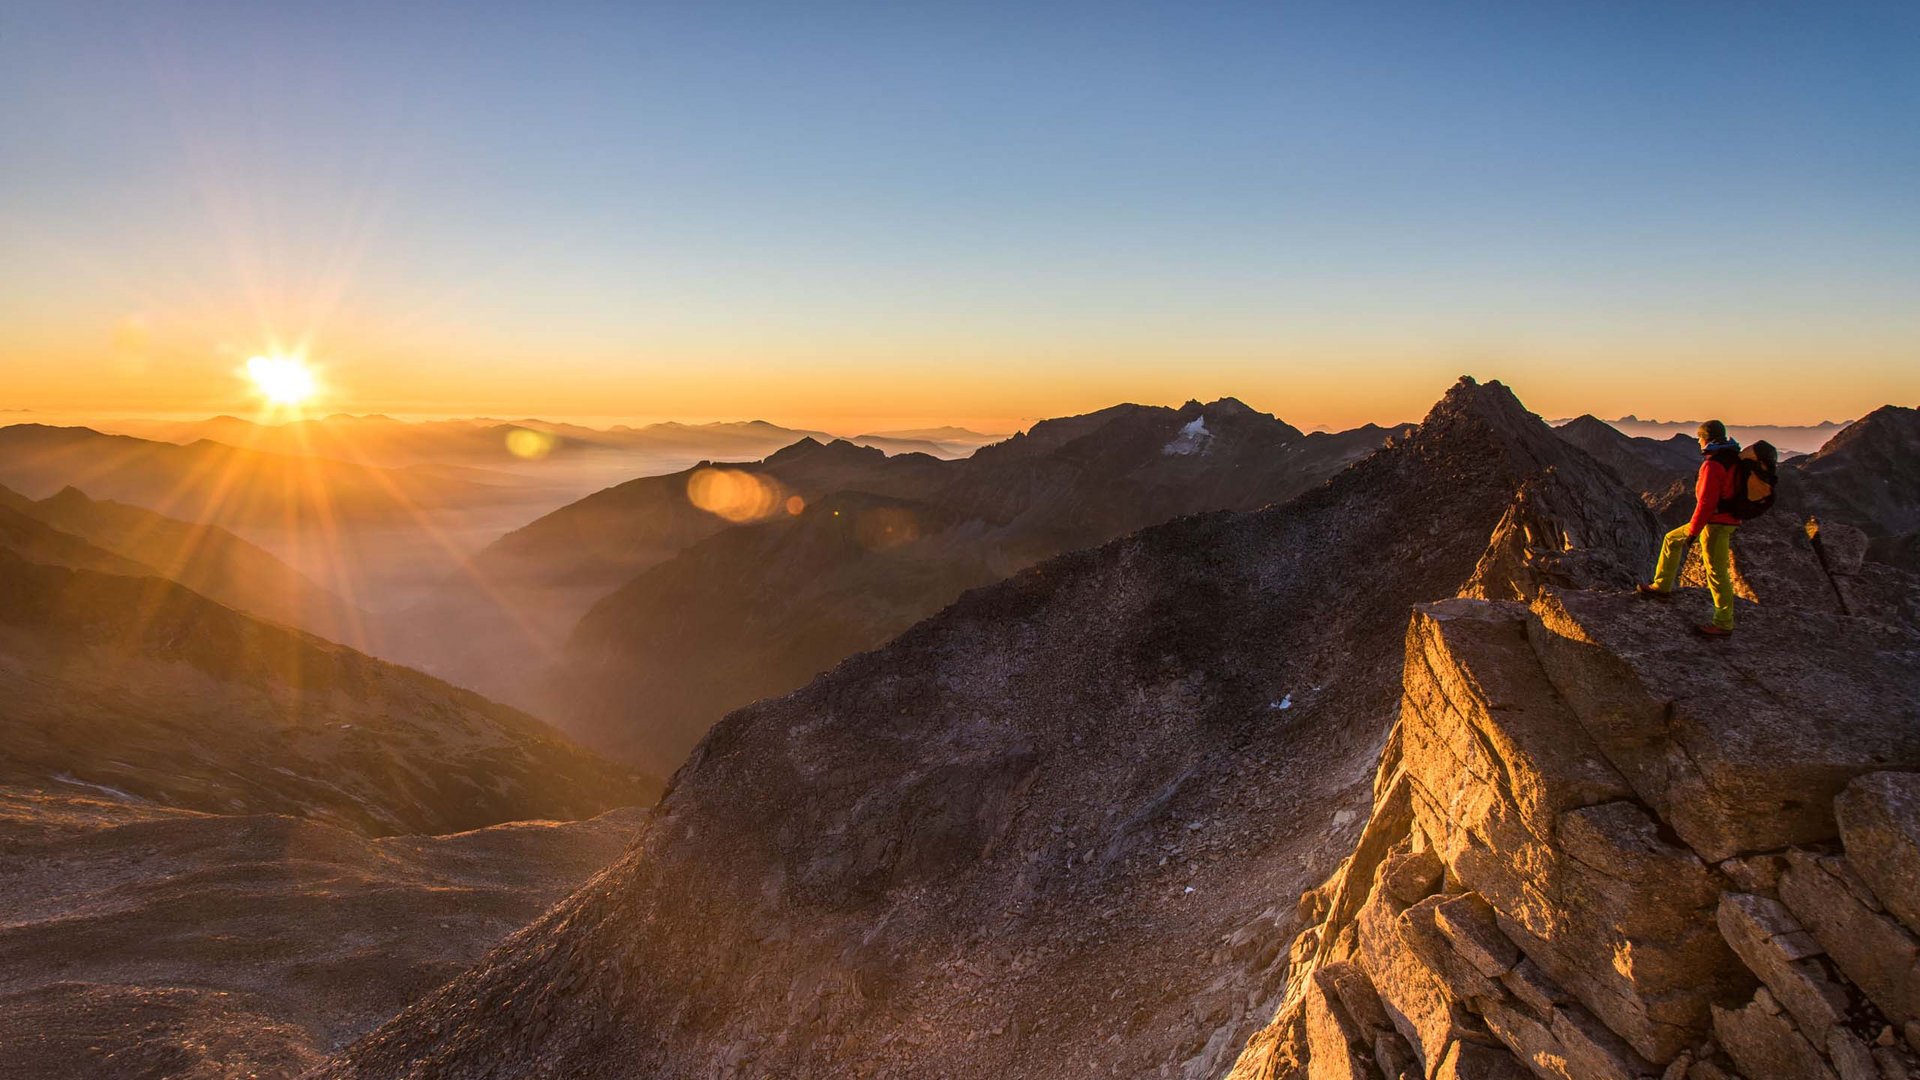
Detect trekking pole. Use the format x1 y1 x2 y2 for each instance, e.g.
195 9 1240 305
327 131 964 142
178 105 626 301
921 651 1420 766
1804 517 1852 616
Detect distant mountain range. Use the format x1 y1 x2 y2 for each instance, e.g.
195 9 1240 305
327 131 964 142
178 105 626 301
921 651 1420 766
1563 414 1850 454
384 399 1412 775
97 413 1005 466
0 423 548 529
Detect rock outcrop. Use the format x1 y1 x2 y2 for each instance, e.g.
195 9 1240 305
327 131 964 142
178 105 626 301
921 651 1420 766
1228 586 1920 1079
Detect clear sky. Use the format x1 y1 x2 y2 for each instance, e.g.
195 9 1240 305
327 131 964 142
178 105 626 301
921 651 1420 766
3 1 1915 431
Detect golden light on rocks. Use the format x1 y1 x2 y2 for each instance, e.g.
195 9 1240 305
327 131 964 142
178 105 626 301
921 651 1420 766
687 468 785 523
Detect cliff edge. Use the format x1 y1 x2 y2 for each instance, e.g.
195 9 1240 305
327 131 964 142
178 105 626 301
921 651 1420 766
1228 587 1920 1079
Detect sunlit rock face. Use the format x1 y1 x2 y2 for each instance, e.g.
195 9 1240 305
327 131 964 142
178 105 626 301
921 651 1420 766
315 378 1683 1079
1228 585 1920 1080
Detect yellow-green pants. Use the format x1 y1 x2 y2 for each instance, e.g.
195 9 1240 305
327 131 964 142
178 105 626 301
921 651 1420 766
1653 523 1737 629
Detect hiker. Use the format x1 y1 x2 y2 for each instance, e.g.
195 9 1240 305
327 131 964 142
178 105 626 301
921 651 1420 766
1637 420 1749 637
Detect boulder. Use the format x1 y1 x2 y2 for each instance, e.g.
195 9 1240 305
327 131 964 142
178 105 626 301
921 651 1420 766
1716 892 1846 1043
1713 988 1839 1080
1780 852 1920 1027
1837 773 1920 938
1527 587 1920 861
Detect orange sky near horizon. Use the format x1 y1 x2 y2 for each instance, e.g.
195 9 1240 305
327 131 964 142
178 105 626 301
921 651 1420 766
5 304 1914 435
7 3 1918 438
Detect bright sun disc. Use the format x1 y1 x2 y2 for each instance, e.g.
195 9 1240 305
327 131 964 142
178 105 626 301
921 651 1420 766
246 355 317 406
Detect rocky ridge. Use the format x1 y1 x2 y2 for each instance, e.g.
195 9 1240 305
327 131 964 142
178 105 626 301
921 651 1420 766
1226 581 1920 1077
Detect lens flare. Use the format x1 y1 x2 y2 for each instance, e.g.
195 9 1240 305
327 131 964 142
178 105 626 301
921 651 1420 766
506 428 556 460
687 468 785 523
245 355 318 406
855 506 921 550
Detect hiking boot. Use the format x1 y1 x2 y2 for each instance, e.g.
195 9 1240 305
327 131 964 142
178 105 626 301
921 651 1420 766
1636 584 1673 599
1695 623 1732 639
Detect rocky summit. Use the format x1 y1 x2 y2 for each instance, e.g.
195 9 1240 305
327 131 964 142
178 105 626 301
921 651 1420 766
1228 581 1920 1079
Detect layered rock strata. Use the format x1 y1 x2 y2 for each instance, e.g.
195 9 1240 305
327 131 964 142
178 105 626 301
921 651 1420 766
1230 588 1920 1080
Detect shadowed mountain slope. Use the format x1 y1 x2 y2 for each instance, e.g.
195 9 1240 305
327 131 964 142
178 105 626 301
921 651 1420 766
1555 414 1697 494
0 424 542 530
552 398 1405 774
0 787 646 1078
0 489 154 576
23 485 361 640
318 378 1657 1079
381 437 951 706
1788 405 1920 569
0 552 657 835
479 435 947 588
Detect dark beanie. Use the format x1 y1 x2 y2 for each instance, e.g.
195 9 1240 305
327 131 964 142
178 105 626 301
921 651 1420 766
1698 420 1727 443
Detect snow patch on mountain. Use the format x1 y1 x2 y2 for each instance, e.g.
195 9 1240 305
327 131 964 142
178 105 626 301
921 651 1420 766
1163 416 1213 456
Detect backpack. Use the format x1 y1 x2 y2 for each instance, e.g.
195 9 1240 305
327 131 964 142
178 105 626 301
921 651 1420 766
1723 440 1778 520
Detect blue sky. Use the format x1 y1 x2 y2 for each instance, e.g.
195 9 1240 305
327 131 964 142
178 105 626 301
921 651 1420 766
2 1 1915 427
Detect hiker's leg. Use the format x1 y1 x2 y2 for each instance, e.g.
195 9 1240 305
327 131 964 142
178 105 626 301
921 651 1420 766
1653 525 1691 591
1704 524 1736 630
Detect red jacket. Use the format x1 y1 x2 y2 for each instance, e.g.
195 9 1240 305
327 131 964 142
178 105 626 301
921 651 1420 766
1689 452 1741 534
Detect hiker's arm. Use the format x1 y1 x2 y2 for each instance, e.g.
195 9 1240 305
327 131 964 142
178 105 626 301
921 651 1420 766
1688 460 1718 537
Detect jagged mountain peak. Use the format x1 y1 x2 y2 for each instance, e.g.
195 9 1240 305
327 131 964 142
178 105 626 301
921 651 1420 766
1557 413 1613 435
38 484 94 509
1792 402 1920 543
764 436 885 466
1810 403 1918 460
1425 375 1536 429
1403 375 1613 483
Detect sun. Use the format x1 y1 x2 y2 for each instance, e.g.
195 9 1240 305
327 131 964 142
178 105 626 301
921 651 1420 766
246 355 318 407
